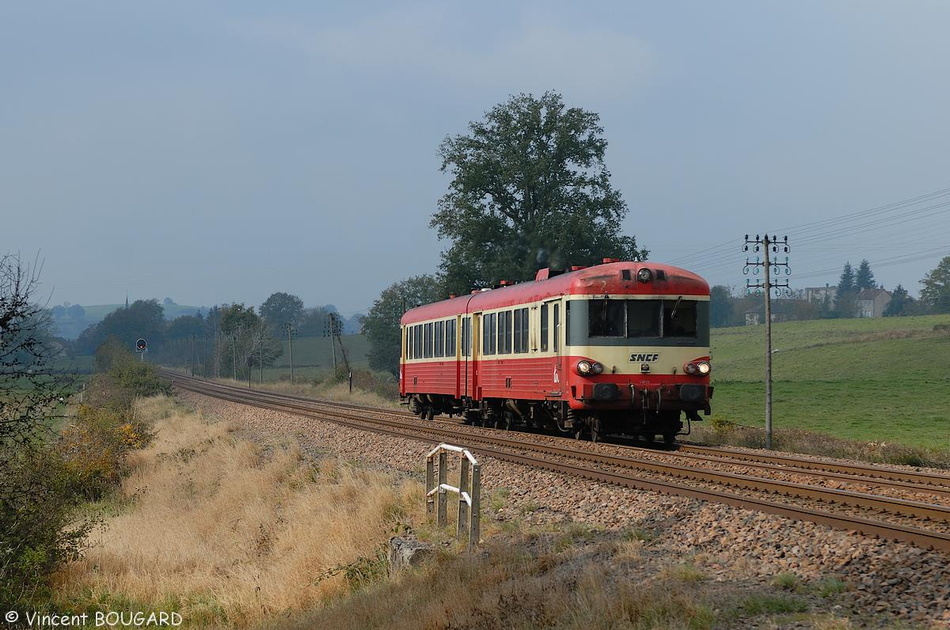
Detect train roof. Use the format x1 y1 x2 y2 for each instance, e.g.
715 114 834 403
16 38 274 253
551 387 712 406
401 260 709 324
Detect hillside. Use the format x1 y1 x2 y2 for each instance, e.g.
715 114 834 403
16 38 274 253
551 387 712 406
272 334 371 371
709 314 950 449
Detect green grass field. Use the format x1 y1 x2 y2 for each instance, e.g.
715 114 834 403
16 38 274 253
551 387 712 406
271 334 371 370
243 334 373 384
710 314 950 450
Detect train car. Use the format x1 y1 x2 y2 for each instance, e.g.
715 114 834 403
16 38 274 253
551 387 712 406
399 259 712 443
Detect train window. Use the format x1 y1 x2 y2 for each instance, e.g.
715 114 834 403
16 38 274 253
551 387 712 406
663 299 698 337
446 319 456 356
414 324 423 358
483 313 496 355
498 311 512 354
513 307 529 353
435 321 444 357
626 301 661 338
408 327 414 359
610 300 698 338
461 317 471 357
589 299 626 337
424 323 433 357
540 304 549 352
553 304 560 352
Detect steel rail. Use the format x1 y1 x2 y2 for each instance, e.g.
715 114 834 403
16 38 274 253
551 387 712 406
678 444 950 489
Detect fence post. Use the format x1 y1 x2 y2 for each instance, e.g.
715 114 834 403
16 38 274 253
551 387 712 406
458 458 470 538
425 444 481 551
437 450 448 528
470 462 481 553
426 455 435 517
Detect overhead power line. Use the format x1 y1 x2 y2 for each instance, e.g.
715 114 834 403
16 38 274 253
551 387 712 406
665 184 950 288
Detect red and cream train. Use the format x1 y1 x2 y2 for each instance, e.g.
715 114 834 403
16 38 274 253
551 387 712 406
399 259 713 443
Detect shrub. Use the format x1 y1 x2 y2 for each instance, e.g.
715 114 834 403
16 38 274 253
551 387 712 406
0 444 88 607
57 404 153 501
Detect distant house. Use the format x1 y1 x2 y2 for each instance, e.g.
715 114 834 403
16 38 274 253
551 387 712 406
856 289 892 318
744 309 792 326
803 286 834 304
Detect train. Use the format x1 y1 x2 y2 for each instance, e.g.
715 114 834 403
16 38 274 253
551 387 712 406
399 259 712 444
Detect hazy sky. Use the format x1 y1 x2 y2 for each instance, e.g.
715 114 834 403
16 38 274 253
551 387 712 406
5 1 949 315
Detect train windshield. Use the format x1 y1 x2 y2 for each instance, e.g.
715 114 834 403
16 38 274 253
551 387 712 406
588 298 699 339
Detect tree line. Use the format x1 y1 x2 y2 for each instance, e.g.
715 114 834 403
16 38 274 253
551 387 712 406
69 292 352 380
709 257 950 328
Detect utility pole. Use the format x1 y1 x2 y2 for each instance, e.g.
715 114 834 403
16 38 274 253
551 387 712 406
259 325 264 385
286 323 296 384
326 314 339 370
325 313 350 376
743 234 791 450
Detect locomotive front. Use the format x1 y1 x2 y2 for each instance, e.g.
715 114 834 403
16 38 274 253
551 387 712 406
562 263 712 443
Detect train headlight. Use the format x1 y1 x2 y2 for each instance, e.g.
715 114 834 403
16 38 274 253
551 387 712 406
637 268 653 283
576 360 604 376
684 360 711 376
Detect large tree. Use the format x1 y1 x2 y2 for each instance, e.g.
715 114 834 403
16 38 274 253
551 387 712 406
297 306 333 337
74 299 165 355
260 292 305 335
855 259 876 291
709 285 736 328
432 91 647 295
834 262 857 318
920 255 950 313
883 284 914 317
217 304 281 381
363 275 443 375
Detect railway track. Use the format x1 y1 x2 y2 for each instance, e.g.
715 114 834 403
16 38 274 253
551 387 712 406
162 371 950 552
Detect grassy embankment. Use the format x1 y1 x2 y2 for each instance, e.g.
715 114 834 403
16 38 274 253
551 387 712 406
700 314 950 454
54 395 420 628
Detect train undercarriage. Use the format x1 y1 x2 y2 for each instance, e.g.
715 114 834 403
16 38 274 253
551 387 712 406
405 393 707 445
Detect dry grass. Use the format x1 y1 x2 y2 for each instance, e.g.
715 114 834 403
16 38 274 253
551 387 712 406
274 531 723 630
54 396 421 627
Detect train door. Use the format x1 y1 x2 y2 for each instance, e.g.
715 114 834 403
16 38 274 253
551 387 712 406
542 299 563 395
463 313 480 400
399 326 407 396
454 315 464 399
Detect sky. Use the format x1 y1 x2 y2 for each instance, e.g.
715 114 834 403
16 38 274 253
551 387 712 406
4 1 950 316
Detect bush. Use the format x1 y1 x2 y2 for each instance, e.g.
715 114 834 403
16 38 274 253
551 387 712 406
57 404 154 501
2 337 163 606
0 444 88 607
